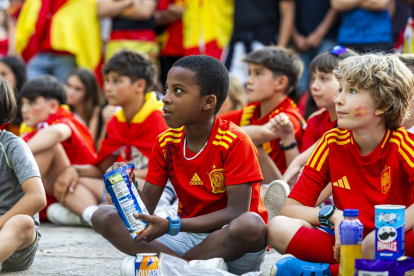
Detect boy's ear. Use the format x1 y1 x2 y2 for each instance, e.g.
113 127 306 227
375 106 389 116
133 79 147 94
274 75 289 93
48 99 60 114
203 95 217 112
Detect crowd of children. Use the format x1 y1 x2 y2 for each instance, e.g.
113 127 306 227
1 45 414 276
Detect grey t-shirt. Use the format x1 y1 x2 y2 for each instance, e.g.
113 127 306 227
0 130 41 228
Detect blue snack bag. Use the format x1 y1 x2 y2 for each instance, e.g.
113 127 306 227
354 257 414 276
103 164 149 239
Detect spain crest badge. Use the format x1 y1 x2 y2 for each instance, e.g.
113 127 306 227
381 166 391 194
209 168 226 194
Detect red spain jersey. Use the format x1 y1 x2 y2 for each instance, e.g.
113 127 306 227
220 97 305 173
20 106 96 165
96 92 168 167
146 117 268 223
157 0 184 57
302 109 337 151
289 127 414 236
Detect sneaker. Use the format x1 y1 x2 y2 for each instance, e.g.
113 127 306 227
154 197 177 218
269 254 330 276
46 203 89 226
189 258 228 271
263 180 290 220
120 256 135 276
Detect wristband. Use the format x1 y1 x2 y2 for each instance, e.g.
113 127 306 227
167 215 181 236
279 140 297 151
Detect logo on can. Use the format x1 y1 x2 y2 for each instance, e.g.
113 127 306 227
135 253 159 276
375 205 405 260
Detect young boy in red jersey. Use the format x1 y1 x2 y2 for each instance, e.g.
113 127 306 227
219 46 305 191
264 46 356 219
19 75 97 222
92 55 268 275
47 50 171 226
267 54 414 276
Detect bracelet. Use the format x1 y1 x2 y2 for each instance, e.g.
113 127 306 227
279 140 297 151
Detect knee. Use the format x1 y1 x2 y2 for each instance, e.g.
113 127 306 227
5 215 35 241
227 212 267 244
91 205 117 233
362 231 376 259
267 216 297 247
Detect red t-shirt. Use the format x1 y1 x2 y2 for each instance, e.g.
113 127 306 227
21 106 96 165
220 97 305 173
146 117 268 223
96 92 168 166
302 109 337 151
289 127 414 236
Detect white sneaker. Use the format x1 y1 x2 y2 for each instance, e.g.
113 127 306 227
189 258 228 271
154 197 177 218
263 180 290 220
47 203 88 226
120 256 135 276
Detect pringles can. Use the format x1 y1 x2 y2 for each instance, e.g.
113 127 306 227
375 205 405 260
135 253 159 276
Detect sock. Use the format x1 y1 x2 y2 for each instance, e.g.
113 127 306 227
82 205 99 226
286 226 338 264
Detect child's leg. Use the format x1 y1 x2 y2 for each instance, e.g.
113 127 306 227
181 212 267 261
0 215 36 263
63 177 104 216
34 143 70 196
91 205 181 257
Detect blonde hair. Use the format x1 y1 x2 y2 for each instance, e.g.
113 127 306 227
397 53 414 75
333 54 414 129
228 75 246 110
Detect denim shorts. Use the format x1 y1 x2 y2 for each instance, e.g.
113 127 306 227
157 230 267 275
2 229 40 271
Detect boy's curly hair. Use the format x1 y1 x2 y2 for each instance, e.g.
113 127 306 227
333 54 414 130
243 46 303 95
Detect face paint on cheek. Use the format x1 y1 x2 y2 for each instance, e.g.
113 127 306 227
354 106 369 117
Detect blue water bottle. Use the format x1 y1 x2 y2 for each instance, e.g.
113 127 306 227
339 209 364 276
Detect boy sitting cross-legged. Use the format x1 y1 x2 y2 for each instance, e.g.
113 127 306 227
92 55 268 275
267 54 414 276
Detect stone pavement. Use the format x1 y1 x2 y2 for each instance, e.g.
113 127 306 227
1 223 281 276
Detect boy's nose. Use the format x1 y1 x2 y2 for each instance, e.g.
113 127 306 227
162 95 172 105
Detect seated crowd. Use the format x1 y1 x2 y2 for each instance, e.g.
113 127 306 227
1 47 414 276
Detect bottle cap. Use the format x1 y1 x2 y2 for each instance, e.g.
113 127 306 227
344 209 359 217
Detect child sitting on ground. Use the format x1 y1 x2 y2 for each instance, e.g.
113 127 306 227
0 79 46 272
92 55 268 275
264 46 357 219
267 53 414 276
19 75 97 223
219 46 305 198
48 50 173 226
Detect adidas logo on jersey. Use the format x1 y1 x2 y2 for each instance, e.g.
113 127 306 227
190 173 203 185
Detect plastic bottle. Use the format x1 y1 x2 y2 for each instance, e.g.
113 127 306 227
339 209 364 276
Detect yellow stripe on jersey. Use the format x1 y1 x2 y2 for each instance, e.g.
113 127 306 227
215 134 233 143
401 128 414 148
159 131 183 143
343 176 351 189
393 132 414 160
240 105 256 126
316 148 329 171
218 128 237 139
381 129 391 148
390 137 414 168
212 141 229 149
307 129 351 169
160 137 181 148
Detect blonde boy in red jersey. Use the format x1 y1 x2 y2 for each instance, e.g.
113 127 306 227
266 54 414 276
220 46 305 186
92 56 268 275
